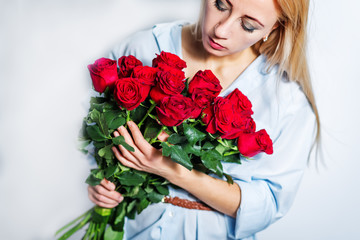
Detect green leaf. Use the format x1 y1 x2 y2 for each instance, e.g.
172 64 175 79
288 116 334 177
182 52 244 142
201 150 224 177
98 145 114 160
132 187 146 199
104 226 124 240
104 165 118 178
215 143 227 155
183 123 206 144
168 133 187 145
143 119 163 139
160 142 172 157
126 199 137 213
114 201 127 225
86 125 109 141
222 153 241 163
89 108 101 122
161 142 192 170
85 174 102 186
203 142 215 150
78 140 91 154
130 104 148 122
144 185 154 194
112 136 135 152
155 185 169 195
99 113 110 136
224 173 234 184
109 117 126 129
122 186 140 197
137 198 150 214
183 143 201 156
104 110 126 129
90 96 107 104
148 190 164 203
116 171 146 186
93 141 107 149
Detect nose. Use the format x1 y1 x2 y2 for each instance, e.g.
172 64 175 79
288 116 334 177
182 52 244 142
214 18 233 39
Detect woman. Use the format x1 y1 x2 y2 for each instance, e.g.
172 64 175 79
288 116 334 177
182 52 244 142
87 0 319 239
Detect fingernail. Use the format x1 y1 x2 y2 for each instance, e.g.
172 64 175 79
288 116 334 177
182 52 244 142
118 196 123 202
127 121 133 127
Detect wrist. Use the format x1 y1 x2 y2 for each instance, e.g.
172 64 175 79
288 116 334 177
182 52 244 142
160 156 192 186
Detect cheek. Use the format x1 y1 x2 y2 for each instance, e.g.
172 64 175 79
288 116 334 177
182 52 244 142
228 32 261 52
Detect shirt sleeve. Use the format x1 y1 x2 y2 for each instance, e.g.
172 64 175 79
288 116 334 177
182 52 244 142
222 93 317 239
107 28 160 66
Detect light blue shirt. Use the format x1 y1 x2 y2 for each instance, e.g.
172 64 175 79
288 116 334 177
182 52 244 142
108 20 316 240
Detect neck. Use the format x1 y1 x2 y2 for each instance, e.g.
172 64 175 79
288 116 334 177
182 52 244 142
182 24 259 69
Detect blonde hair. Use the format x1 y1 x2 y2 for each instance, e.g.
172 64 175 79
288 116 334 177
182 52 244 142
195 0 321 159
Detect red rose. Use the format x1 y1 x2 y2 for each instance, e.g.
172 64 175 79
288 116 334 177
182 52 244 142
221 114 256 139
188 70 222 108
202 106 216 134
150 70 186 104
132 66 158 87
225 88 253 115
118 55 142 78
212 97 235 135
113 78 148 111
152 51 187 70
156 95 195 127
87 58 118 93
237 129 273 157
156 63 186 80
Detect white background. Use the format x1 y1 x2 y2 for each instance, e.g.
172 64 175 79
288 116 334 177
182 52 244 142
0 0 359 239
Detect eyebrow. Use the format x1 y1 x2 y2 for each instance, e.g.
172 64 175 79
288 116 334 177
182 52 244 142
244 15 264 28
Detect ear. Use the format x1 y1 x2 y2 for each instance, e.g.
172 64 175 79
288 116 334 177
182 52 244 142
271 21 280 31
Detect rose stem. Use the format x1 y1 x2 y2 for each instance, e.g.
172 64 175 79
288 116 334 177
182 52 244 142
138 102 157 128
149 126 167 144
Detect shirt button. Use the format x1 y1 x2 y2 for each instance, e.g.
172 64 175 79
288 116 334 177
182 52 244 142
169 211 174 217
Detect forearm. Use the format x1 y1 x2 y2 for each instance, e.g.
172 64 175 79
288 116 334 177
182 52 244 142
165 164 241 218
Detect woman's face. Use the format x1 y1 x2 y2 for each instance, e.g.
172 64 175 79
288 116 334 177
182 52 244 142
201 0 280 57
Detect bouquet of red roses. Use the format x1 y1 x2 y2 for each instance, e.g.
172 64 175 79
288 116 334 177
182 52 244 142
56 52 273 240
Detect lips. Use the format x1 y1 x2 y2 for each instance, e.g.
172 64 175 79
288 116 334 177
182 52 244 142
209 37 226 50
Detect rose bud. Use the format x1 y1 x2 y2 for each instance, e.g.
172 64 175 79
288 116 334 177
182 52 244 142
87 58 118 93
118 55 142 78
237 129 273 157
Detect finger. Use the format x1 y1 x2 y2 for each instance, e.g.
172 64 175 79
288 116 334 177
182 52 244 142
112 146 142 171
100 178 116 191
93 185 124 203
88 193 119 209
113 131 141 162
127 121 153 155
115 128 147 164
88 186 121 205
157 130 170 142
117 125 135 146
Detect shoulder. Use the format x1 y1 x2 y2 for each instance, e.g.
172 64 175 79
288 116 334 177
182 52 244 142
108 27 158 66
109 20 189 66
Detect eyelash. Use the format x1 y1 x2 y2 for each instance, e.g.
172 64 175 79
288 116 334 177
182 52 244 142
213 0 256 33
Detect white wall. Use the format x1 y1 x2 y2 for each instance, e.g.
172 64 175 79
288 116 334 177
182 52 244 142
0 0 359 239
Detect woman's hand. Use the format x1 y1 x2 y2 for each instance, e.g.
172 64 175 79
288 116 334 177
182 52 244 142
111 121 186 180
88 178 123 208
